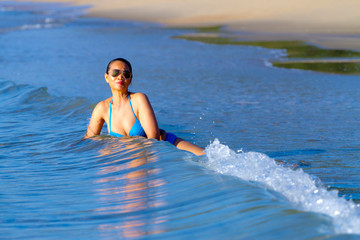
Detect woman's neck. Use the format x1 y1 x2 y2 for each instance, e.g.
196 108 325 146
111 90 130 107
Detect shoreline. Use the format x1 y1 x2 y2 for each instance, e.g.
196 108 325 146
12 0 360 51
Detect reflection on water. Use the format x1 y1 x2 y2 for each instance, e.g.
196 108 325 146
94 138 167 238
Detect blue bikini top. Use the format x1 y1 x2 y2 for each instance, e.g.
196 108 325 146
109 95 147 138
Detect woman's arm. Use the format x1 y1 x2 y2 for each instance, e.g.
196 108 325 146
84 102 105 139
135 93 160 140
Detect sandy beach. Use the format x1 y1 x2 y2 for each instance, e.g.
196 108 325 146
14 0 360 50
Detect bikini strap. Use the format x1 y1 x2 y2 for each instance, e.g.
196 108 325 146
109 98 113 132
128 95 138 120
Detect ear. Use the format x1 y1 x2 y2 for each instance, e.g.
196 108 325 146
104 73 109 83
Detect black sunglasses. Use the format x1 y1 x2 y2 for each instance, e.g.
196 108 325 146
109 69 132 79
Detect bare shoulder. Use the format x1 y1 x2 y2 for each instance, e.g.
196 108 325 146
131 92 149 101
130 93 154 118
131 92 151 106
92 98 111 117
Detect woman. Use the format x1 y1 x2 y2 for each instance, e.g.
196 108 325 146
85 58 205 156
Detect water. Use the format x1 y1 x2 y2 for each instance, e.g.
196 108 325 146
1 2 360 239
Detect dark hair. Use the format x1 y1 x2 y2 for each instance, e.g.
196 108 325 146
106 58 132 74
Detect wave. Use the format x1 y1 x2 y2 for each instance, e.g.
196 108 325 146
1 80 359 237
0 80 90 119
0 1 89 33
201 139 360 234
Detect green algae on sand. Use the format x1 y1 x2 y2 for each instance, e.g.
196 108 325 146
173 31 360 75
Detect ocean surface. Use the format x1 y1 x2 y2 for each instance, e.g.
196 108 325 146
1 2 360 239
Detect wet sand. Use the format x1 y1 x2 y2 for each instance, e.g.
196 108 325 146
14 0 360 50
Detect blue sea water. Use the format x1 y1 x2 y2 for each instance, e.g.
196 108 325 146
1 1 360 239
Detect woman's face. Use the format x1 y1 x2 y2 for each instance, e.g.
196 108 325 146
105 60 132 91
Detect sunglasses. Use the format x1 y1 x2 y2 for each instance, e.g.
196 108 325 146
109 69 132 79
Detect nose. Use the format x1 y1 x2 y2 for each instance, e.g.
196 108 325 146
116 73 124 80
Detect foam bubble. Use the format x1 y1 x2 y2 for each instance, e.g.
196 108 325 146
202 139 360 234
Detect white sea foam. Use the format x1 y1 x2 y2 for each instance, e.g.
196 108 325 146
19 23 56 30
45 18 55 23
19 24 42 30
270 49 288 58
263 59 273 67
202 139 360 234
263 49 288 68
